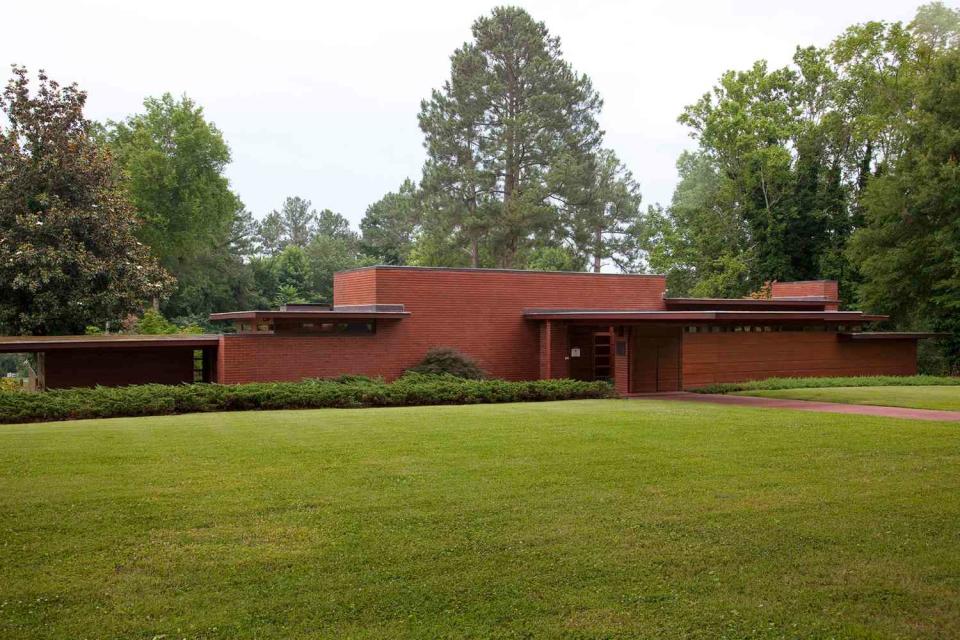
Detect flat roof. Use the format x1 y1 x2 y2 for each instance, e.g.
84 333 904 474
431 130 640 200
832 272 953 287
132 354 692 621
209 309 409 322
663 297 837 310
0 334 220 353
522 309 886 322
839 332 948 341
336 265 665 278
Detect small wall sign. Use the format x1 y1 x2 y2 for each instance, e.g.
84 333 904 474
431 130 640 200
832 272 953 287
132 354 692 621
570 347 581 358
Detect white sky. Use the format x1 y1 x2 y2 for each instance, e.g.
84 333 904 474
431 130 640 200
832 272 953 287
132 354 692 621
5 0 920 228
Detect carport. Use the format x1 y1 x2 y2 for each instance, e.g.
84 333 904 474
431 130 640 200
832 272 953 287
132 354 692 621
0 335 220 389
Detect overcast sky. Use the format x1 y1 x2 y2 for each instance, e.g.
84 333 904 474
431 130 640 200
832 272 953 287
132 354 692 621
6 0 920 227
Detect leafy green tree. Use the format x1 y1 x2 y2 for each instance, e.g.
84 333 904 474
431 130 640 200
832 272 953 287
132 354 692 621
256 196 322 256
556 149 644 272
258 210 285 256
229 208 259 258
132 309 204 334
315 208 355 241
849 46 960 371
306 209 368 301
108 94 239 265
273 284 308 307
656 5 958 301
418 6 603 268
276 196 317 248
0 66 173 335
525 246 585 272
645 153 751 297
249 206 367 305
273 245 312 302
107 93 250 316
679 60 803 287
360 179 420 264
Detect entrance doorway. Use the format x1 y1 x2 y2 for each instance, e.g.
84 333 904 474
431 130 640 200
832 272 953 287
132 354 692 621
631 326 682 392
592 331 612 382
567 326 614 382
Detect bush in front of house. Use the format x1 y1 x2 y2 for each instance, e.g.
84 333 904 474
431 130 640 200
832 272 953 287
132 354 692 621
689 374 960 394
407 347 487 379
0 374 615 424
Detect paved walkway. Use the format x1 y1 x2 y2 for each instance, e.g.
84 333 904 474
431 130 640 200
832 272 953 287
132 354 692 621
631 392 960 422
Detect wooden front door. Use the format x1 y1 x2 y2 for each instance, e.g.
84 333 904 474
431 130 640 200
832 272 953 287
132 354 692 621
592 332 612 382
631 326 682 392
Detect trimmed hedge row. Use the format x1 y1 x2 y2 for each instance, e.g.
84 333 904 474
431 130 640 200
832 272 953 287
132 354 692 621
0 373 615 424
689 374 960 395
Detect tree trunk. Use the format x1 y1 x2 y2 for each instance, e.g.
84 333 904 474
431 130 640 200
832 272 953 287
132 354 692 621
593 226 603 273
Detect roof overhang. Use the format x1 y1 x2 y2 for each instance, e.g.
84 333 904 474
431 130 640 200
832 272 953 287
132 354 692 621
209 310 409 322
523 309 886 322
663 297 837 311
838 332 948 341
0 334 220 353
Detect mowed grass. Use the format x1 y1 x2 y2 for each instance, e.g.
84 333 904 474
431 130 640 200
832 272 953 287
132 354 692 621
1 401 959 639
737 385 960 412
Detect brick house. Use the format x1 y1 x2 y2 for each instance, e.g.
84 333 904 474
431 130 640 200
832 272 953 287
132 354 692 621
0 266 931 393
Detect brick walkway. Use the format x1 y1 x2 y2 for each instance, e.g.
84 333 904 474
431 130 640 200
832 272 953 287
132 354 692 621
631 392 960 422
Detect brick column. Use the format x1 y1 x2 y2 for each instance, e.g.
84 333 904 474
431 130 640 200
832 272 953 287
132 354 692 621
539 321 553 379
539 320 571 380
551 321 569 379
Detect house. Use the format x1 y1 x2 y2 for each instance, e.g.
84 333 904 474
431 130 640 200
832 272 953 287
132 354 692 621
0 266 931 393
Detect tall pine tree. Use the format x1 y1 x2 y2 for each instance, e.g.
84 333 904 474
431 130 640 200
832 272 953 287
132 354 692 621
418 7 603 268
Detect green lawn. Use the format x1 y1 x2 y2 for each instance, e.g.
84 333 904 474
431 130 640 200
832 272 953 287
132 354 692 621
2 400 959 638
737 385 960 411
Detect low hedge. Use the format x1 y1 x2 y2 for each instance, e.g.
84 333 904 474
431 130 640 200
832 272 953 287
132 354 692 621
0 373 615 424
689 375 960 395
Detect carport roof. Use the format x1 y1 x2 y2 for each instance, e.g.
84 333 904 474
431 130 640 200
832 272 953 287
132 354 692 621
0 334 220 353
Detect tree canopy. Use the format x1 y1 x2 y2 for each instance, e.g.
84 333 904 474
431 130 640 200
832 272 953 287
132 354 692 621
0 66 173 335
106 94 253 317
416 6 609 268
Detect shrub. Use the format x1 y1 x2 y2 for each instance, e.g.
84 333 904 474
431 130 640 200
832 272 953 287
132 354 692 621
0 375 615 424
689 375 960 394
407 347 487 379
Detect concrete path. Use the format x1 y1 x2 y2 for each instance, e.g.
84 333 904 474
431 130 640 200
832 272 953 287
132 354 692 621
631 392 960 422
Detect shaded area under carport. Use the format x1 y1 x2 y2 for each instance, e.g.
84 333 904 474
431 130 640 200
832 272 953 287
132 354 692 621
0 335 220 389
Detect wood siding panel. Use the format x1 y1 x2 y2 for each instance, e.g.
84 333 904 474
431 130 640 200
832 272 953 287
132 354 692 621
682 332 917 388
631 326 682 392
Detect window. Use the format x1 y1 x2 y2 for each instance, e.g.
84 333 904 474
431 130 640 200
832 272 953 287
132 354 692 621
685 323 843 334
276 320 376 335
193 350 204 383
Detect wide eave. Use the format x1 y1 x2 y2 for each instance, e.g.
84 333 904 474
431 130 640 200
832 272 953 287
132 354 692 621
663 297 838 311
209 310 409 322
838 332 948 341
522 309 887 322
0 334 220 353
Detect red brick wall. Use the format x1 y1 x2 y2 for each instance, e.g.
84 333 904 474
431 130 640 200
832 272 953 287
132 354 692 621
333 269 378 305
682 332 917 388
217 333 395 384
219 267 666 384
771 280 839 300
44 347 197 389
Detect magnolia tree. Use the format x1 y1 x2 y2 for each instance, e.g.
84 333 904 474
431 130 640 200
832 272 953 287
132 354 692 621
0 66 173 335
